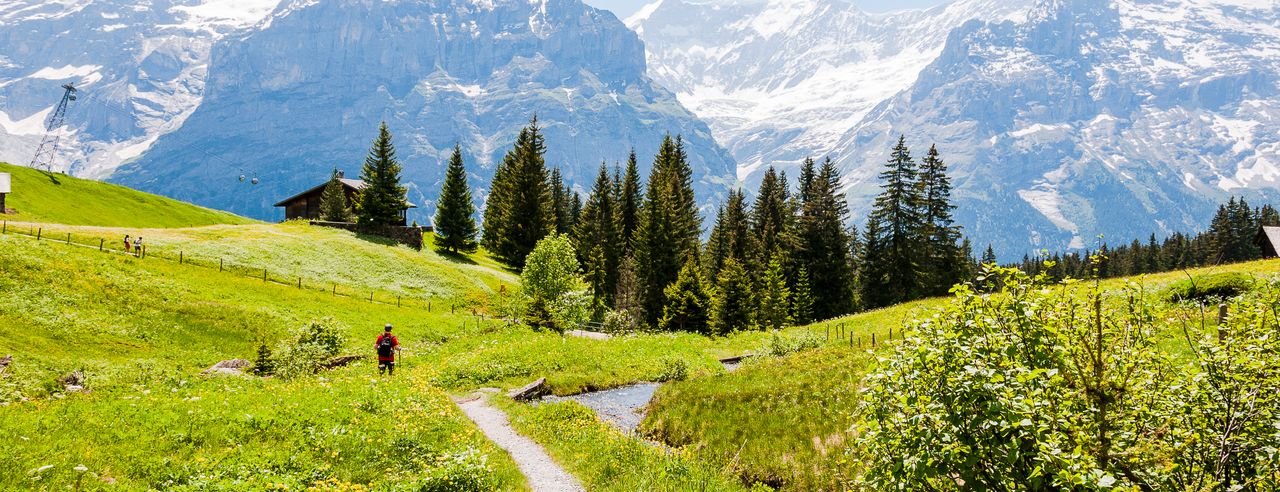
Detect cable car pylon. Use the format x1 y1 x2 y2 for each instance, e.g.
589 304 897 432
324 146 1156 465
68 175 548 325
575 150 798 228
29 83 78 172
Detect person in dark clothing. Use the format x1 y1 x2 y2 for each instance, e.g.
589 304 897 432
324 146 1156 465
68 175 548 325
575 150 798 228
375 324 400 376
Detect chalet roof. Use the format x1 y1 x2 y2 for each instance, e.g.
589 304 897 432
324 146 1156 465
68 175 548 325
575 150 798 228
273 178 415 208
1257 226 1280 249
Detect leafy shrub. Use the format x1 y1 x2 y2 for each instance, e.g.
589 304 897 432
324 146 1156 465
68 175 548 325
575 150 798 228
416 448 497 492
656 358 689 382
272 318 347 379
1163 272 1255 302
602 309 642 334
760 330 823 357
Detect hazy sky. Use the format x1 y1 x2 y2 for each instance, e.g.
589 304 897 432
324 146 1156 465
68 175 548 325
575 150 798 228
585 0 950 19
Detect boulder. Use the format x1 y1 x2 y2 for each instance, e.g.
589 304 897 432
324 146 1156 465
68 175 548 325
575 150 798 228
508 377 547 401
201 359 251 377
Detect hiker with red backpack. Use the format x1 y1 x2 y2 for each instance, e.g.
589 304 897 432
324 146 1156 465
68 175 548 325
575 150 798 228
375 324 400 376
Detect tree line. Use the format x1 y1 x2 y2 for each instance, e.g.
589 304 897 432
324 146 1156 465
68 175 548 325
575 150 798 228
431 117 969 333
1011 197 1279 281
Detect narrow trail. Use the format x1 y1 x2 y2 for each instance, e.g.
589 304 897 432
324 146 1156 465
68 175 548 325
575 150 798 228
454 394 585 492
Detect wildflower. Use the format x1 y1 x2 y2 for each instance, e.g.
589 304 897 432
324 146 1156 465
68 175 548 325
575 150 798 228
73 464 88 473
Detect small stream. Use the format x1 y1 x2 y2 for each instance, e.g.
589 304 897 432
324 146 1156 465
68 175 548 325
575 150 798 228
533 358 745 434
536 382 661 434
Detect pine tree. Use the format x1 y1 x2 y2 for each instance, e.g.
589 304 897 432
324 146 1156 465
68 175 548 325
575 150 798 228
634 135 702 325
355 122 409 226
433 144 478 253
617 149 643 251
481 117 554 268
1259 204 1280 227
857 219 891 308
981 245 998 265
659 258 709 334
790 267 815 325
574 165 620 309
709 258 754 336
860 136 926 308
798 157 856 318
705 189 755 280
752 167 793 260
318 169 354 222
569 190 583 230
757 256 791 331
550 168 572 235
917 144 964 295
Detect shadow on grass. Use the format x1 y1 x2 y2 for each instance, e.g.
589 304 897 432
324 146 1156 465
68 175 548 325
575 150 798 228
434 247 479 265
351 231 404 248
41 170 61 185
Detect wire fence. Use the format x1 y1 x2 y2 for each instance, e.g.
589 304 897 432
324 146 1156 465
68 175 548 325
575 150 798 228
0 220 497 321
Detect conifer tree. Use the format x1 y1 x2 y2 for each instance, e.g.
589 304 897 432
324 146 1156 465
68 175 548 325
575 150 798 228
1259 204 1280 227
858 219 891 308
709 258 754 336
705 189 755 280
659 258 709 333
355 122 409 226
798 157 856 318
617 150 643 251
481 117 554 268
790 267 815 325
550 168 572 234
860 136 925 308
634 135 702 325
569 190 582 230
752 167 794 260
917 144 964 295
574 165 620 309
433 144 478 253
757 256 791 331
981 245 998 265
319 169 354 222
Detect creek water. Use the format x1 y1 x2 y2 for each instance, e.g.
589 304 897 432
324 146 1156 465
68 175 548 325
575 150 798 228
537 382 661 434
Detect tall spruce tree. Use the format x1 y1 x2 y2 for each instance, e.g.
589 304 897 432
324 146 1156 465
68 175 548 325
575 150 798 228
752 167 794 260
550 168 572 234
709 257 754 336
434 144 478 253
659 257 710 334
981 245 998 265
574 165 620 309
790 267 815 325
355 122 409 226
617 149 643 252
860 136 926 308
705 189 756 280
634 135 702 325
318 169 354 222
481 117 554 268
798 157 856 319
757 256 791 331
917 144 964 295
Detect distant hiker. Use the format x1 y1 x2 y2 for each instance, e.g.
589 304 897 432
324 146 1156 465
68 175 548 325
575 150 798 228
375 324 400 376
123 235 132 253
133 237 144 257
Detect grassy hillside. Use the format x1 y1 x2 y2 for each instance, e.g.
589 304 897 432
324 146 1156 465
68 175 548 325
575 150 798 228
640 260 1280 490
0 162 253 227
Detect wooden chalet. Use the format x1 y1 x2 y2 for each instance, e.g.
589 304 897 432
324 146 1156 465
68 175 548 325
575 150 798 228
1256 226 1280 259
273 172 415 225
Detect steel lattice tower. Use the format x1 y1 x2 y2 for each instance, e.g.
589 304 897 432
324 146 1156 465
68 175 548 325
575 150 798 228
28 83 77 172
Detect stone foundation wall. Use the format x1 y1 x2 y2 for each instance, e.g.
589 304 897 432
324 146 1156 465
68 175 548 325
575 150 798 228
310 221 429 249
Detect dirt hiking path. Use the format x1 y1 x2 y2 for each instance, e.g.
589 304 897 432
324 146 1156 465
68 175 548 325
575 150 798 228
454 394 584 492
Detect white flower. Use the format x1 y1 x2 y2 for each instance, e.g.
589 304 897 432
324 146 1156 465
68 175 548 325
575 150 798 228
73 465 88 473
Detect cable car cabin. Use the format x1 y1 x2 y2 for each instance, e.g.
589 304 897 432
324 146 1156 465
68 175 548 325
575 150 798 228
273 172 414 224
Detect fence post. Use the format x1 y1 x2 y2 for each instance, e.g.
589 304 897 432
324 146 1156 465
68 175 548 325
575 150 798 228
263 268 268 282
370 291 374 302
872 333 876 348
37 228 41 240
179 251 184 264
66 232 71 244
297 277 302 289
397 296 401 307
825 324 829 342
99 238 104 251
332 283 336 296
1 221 5 233
429 301 432 312
219 258 223 272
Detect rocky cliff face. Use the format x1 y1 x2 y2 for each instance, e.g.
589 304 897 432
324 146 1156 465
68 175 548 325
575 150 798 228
112 0 735 222
636 0 1280 259
0 0 277 178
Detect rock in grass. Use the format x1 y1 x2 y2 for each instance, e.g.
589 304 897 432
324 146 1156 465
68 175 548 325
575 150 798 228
201 359 251 377
508 377 547 401
322 354 365 369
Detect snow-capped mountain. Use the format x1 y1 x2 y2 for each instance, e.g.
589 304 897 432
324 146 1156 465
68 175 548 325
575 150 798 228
636 0 1280 259
108 0 734 222
0 0 279 179
629 0 1033 188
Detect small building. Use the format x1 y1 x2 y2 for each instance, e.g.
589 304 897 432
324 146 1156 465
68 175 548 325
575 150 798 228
272 171 415 225
1256 226 1280 259
0 172 9 213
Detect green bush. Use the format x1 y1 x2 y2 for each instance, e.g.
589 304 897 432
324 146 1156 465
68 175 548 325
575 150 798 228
1163 272 1255 302
272 318 347 379
656 357 689 382
760 330 823 358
